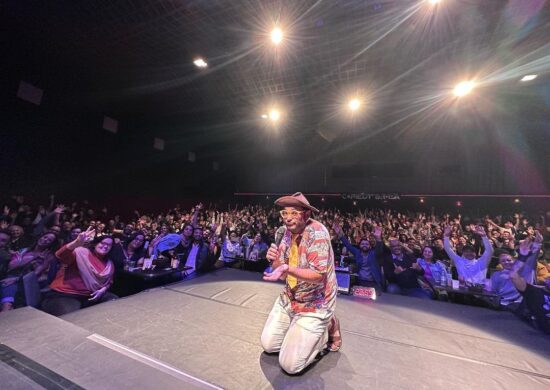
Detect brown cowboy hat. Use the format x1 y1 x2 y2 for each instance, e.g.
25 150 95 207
274 192 319 213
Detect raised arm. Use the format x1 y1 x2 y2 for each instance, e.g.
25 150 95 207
333 222 359 257
443 226 462 265
474 226 494 268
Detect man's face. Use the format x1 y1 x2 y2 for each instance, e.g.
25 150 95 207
502 231 510 239
389 239 402 256
193 228 203 241
70 228 82 241
9 225 23 239
49 225 61 234
499 253 515 270
359 239 370 252
280 207 309 234
434 239 444 249
0 233 10 249
463 249 476 261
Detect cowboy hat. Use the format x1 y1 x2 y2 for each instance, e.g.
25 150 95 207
274 192 319 213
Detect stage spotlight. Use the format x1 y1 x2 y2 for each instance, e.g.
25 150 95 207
428 0 441 4
520 75 537 82
261 114 268 119
420 198 425 204
271 27 283 45
453 81 475 97
456 201 462 207
193 58 208 68
514 198 520 204
348 98 361 111
269 109 280 121
352 201 357 206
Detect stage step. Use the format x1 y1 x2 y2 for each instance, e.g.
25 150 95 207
0 307 218 390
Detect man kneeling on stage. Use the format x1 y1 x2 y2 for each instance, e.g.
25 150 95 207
261 192 341 374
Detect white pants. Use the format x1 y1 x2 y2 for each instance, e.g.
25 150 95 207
260 295 332 374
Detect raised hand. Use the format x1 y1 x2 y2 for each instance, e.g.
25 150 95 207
443 226 452 237
373 226 382 240
332 222 342 236
76 226 96 245
473 226 486 237
54 204 66 214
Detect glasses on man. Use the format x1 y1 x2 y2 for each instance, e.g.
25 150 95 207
280 210 304 218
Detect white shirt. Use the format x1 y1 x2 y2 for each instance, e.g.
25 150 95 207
444 236 493 284
186 243 200 273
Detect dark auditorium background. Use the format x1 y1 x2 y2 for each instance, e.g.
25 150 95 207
1 1 549 207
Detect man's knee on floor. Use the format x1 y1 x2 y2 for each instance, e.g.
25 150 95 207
279 352 304 375
260 332 280 354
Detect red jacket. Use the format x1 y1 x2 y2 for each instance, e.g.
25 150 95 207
50 245 113 296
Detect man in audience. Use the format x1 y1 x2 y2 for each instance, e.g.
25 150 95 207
510 264 550 334
182 226 212 274
333 223 384 292
0 230 11 280
443 225 493 284
376 232 429 298
8 225 34 251
490 232 543 311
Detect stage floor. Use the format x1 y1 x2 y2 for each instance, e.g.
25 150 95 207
1 268 550 389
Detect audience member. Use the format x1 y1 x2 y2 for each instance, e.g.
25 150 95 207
443 225 493 284
42 227 117 316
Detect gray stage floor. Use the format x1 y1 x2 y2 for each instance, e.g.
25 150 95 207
1 268 550 389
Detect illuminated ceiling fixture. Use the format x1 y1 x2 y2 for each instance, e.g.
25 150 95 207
271 27 283 45
348 98 361 111
520 74 537 82
193 58 208 68
261 114 268 119
453 81 475 97
269 109 280 121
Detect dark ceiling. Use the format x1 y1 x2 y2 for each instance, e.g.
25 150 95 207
1 0 549 199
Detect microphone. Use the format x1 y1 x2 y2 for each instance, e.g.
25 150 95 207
274 226 286 247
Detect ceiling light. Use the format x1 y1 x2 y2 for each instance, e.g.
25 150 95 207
453 81 475 97
348 98 361 111
193 58 208 68
269 109 280 121
520 74 537 82
271 27 283 45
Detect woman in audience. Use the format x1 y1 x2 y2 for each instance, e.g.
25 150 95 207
42 226 117 316
0 232 58 311
416 246 449 287
111 232 147 270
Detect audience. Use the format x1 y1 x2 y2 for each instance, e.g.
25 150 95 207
0 194 549 334
1 232 59 311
